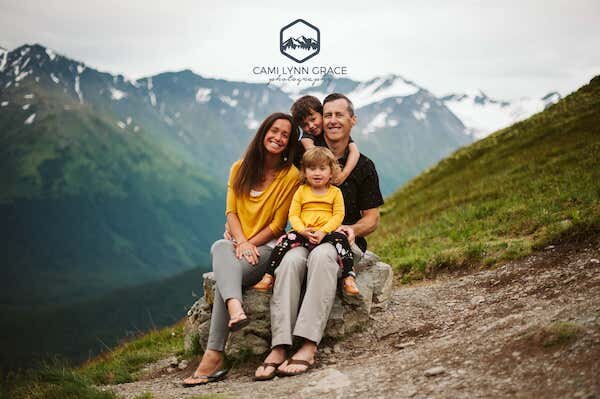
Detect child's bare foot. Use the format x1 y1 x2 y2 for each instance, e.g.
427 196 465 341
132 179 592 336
252 274 274 292
343 276 359 296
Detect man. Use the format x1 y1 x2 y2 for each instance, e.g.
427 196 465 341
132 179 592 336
255 93 384 378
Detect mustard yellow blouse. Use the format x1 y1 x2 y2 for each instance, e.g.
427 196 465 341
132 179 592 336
225 160 300 239
288 184 345 234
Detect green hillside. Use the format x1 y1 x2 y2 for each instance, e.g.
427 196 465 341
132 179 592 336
371 76 600 281
0 67 224 305
0 266 205 369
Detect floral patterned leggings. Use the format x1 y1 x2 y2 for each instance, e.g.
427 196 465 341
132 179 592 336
265 230 355 278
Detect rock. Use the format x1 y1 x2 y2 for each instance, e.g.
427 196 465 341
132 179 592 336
470 295 485 305
167 356 178 367
300 368 351 394
184 252 393 356
424 366 446 377
394 340 415 349
590 258 599 264
166 366 177 374
177 360 189 370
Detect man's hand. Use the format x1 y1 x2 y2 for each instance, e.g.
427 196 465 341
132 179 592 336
336 225 355 245
308 230 326 245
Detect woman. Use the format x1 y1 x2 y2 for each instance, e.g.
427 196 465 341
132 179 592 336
183 112 300 387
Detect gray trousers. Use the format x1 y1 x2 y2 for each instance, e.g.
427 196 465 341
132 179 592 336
270 243 362 347
206 239 272 351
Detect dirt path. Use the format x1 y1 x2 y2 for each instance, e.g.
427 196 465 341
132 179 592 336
107 238 600 399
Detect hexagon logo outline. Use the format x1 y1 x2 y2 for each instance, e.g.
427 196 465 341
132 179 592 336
280 19 320 63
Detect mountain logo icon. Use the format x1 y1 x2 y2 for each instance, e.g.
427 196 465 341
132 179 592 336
280 19 320 63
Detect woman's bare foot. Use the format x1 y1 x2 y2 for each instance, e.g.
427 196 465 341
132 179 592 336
226 298 248 330
254 345 286 379
183 349 223 385
278 341 317 374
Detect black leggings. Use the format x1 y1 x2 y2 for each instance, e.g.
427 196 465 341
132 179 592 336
265 230 355 278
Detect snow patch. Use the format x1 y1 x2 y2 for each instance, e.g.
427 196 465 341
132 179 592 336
133 125 140 133
245 111 260 130
232 88 239 96
24 113 36 125
24 93 34 99
126 116 132 125
21 57 30 69
15 70 30 82
219 95 238 107
45 48 56 61
1 101 9 107
164 116 173 125
350 75 419 108
22 104 30 110
50 73 60 84
77 64 85 74
109 87 127 100
0 48 7 72
442 91 557 139
412 110 426 121
149 91 157 106
117 121 126 129
74 76 84 103
195 87 211 103
147 77 153 90
363 112 388 135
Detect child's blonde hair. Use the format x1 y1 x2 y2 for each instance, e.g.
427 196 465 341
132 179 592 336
300 147 342 185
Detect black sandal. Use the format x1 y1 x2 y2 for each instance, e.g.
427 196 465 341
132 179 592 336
228 312 250 332
182 369 228 387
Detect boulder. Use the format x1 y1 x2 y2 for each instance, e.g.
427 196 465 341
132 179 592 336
184 251 393 357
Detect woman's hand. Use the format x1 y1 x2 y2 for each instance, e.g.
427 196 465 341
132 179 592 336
236 241 260 265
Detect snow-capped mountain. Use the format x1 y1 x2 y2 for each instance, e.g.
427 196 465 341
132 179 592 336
441 90 562 139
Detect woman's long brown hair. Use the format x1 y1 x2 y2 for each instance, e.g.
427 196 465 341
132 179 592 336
232 112 299 196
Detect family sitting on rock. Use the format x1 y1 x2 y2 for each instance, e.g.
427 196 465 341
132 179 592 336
183 93 384 386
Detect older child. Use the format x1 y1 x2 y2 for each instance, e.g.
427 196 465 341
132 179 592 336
252 147 359 296
291 95 360 185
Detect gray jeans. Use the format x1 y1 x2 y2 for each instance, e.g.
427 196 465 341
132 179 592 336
206 239 272 351
269 243 363 347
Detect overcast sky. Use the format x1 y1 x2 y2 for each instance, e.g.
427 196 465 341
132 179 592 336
1 0 599 99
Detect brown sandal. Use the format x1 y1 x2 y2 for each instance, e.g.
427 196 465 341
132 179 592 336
253 274 274 292
276 358 315 377
254 361 284 381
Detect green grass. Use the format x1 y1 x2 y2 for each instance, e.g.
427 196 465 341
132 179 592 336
0 363 117 399
1 322 190 398
78 321 187 385
371 76 600 281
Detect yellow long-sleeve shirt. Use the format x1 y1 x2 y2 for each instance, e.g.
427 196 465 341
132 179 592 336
225 160 300 239
288 184 345 234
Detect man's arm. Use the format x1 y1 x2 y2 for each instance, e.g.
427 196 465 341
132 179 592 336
337 207 380 243
351 208 380 237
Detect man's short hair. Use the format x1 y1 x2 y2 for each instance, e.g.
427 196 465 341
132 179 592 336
290 95 323 127
323 93 355 117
